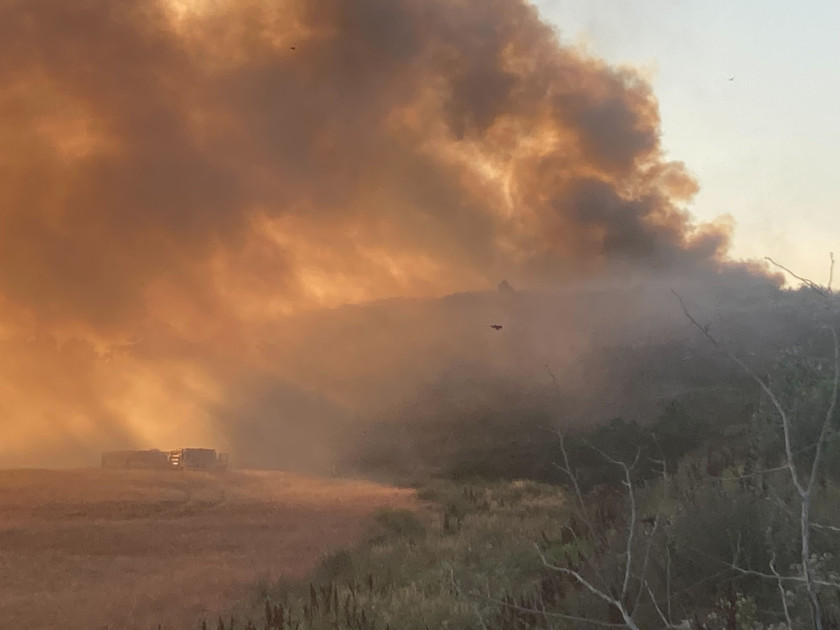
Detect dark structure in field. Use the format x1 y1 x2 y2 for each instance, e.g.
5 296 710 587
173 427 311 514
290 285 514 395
101 448 229 470
168 448 229 470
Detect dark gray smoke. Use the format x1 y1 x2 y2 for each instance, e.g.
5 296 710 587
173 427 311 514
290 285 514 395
0 0 778 468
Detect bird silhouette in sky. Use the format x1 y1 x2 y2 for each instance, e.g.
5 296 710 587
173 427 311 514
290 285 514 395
490 324 503 331
728 76 735 81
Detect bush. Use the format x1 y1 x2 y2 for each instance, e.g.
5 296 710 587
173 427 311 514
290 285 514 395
370 508 426 542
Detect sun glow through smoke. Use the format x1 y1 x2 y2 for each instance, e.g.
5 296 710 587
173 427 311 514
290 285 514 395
0 0 774 468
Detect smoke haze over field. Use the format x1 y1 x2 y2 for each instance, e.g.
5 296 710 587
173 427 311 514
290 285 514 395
0 0 777 468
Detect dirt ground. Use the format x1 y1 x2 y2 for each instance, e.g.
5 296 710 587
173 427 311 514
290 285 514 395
0 468 416 630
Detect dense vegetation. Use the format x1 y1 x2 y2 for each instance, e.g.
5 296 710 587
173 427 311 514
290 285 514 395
209 287 840 629
344 286 828 486
212 446 839 629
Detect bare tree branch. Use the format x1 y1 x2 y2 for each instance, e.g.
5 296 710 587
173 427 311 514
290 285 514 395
666 542 673 624
797 324 839 630
807 325 839 496
484 592 627 628
770 552 794 630
687 543 840 590
443 563 489 630
727 563 840 589
712 464 790 481
632 514 660 616
536 445 649 630
535 544 642 630
644 581 682 629
765 257 829 297
672 289 806 496
768 487 840 534
555 432 598 546
586 445 640 601
674 284 840 630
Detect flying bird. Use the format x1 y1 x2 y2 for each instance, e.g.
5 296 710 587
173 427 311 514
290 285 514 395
728 76 735 81
490 324 503 330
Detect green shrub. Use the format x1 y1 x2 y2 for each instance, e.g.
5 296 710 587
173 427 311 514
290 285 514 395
370 508 427 542
316 548 354 582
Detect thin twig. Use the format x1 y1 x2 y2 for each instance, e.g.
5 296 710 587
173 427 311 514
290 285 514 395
644 581 682 629
811 521 840 534
687 543 840 589
770 552 794 630
672 290 805 496
710 464 789 481
666 542 673 623
631 514 660 615
535 544 642 630
767 487 840 533
675 284 838 630
484 594 626 628
555 433 598 545
765 257 829 297
806 325 839 496
585 443 641 600
443 563 489 630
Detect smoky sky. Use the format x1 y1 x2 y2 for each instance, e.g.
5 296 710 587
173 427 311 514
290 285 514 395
0 0 774 467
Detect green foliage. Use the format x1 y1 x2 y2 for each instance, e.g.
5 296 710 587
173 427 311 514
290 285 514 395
208 294 840 629
558 405 714 490
207 468 840 629
367 508 427 545
214 480 569 630
317 549 355 582
662 343 840 630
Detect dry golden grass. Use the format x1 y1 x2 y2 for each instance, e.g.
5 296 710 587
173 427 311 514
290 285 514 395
0 468 416 630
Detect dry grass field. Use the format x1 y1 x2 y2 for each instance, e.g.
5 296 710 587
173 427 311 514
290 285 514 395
0 468 417 630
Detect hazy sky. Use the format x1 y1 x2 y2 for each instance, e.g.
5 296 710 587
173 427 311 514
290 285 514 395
535 0 840 286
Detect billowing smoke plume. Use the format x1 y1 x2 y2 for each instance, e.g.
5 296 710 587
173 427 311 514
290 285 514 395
0 0 774 468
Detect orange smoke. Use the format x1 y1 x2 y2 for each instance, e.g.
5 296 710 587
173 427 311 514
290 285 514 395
0 0 762 467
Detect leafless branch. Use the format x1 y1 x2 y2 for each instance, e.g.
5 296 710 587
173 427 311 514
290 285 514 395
793 432 840 457
726 562 840 589
711 464 789 481
443 563 489 630
537 445 648 629
536 544 642 630
797 324 839 630
617 450 639 600
644 581 682 629
770 552 794 630
686 541 840 591
484 593 627 628
807 325 839 496
672 290 804 495
632 455 668 617
550 444 617 590
666 542 673 623
768 487 840 534
631 514 660 616
765 257 829 297
674 284 840 630
555 433 598 545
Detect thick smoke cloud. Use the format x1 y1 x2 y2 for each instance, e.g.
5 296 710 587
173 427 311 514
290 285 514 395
0 0 771 468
